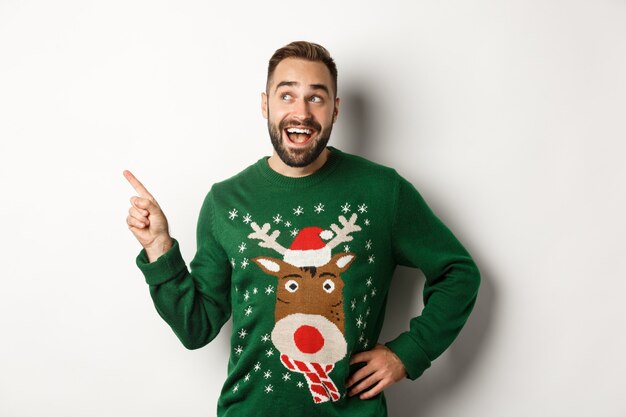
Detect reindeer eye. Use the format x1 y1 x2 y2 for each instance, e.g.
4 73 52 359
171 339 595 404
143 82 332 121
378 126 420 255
322 279 335 293
285 280 299 293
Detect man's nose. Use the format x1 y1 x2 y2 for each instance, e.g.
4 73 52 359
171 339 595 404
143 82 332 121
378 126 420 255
292 98 311 119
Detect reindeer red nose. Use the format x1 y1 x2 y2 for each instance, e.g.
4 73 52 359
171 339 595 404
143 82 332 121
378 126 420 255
293 325 325 354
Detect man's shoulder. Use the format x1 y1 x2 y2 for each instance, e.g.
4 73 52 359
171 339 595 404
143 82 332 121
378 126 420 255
332 147 400 182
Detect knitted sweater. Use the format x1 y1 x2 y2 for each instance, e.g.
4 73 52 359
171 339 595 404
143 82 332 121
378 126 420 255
136 147 480 417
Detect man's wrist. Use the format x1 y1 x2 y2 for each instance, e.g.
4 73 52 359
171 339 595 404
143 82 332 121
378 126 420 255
145 235 173 262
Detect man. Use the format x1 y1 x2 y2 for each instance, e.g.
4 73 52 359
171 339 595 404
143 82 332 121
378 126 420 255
125 41 480 417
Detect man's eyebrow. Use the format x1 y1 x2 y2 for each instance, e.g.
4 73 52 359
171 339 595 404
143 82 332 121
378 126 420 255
274 81 330 95
310 83 330 95
275 81 298 92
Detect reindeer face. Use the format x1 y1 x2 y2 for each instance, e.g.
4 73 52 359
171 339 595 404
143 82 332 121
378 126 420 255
253 252 355 364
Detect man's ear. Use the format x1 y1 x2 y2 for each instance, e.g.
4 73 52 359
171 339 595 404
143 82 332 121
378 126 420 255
333 97 340 123
261 92 268 119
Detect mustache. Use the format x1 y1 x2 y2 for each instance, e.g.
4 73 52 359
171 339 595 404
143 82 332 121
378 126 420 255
279 118 321 132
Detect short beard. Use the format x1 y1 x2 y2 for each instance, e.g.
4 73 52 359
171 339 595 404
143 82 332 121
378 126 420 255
267 113 333 168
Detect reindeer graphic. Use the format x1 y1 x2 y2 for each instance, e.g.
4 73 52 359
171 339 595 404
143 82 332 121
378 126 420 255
249 213 361 404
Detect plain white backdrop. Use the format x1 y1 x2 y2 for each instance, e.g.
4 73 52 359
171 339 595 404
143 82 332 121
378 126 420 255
1 1 625 416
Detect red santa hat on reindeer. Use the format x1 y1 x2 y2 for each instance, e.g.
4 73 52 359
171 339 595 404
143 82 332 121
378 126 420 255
283 227 334 267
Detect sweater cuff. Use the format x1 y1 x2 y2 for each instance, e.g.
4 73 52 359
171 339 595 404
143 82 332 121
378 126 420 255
385 333 432 380
135 239 187 286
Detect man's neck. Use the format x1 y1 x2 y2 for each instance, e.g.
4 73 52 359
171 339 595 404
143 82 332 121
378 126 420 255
267 148 331 178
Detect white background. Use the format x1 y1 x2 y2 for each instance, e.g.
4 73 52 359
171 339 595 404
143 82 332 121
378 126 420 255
1 1 625 416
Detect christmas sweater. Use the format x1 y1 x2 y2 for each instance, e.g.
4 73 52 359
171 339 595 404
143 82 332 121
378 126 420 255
136 147 480 417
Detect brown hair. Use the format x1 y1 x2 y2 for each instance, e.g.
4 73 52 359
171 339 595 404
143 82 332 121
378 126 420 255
267 41 338 96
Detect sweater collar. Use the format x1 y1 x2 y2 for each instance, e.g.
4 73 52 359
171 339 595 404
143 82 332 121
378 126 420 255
255 146 343 189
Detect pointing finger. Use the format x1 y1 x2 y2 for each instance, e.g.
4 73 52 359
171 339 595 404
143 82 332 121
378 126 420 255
123 170 154 199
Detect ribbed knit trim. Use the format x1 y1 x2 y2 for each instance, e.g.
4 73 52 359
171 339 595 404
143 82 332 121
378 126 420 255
385 333 432 381
136 239 187 286
254 146 342 190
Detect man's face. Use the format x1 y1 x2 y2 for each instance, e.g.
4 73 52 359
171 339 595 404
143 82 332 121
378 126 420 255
262 58 339 168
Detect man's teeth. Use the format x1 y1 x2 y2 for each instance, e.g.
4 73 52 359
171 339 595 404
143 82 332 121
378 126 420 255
287 128 312 134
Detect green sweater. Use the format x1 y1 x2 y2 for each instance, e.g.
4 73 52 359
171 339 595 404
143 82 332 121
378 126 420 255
136 147 480 417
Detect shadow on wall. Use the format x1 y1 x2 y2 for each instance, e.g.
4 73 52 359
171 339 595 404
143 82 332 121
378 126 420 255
335 86 379 157
343 85 496 416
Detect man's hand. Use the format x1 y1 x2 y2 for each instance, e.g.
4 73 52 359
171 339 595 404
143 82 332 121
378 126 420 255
124 170 172 262
345 344 407 400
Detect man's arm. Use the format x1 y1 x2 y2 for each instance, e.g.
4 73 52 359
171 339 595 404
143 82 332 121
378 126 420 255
347 174 480 398
125 171 232 349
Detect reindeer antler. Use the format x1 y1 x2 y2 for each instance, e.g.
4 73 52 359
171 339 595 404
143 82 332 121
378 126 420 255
326 213 362 250
248 222 287 255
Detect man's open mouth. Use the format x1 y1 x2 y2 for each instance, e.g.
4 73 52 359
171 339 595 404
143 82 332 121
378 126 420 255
285 127 316 145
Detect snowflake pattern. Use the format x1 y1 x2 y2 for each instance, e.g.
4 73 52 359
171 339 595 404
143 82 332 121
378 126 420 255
366 277 373 287
241 258 249 269
238 242 247 253
297 381 304 388
358 204 368 213
314 203 325 214
290 228 299 237
293 206 304 216
365 240 373 250
234 345 243 355
265 285 274 295
243 290 250 301
264 370 272 379
264 384 273 394
261 333 270 343
228 208 238 220
265 348 274 357
231 258 236 268
233 383 239 393
282 373 291 381
368 255 375 264
284 220 291 227
243 213 252 224
253 362 261 372
364 218 371 226
244 306 253 316
244 373 251 382
273 214 283 224
344 245 350 252
238 328 248 339
340 203 351 214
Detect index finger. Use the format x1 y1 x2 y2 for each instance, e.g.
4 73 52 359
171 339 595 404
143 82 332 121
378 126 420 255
123 170 154 199
349 350 373 365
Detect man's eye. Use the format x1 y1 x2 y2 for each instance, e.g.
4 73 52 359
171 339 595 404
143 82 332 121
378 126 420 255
281 93 292 101
309 96 322 103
